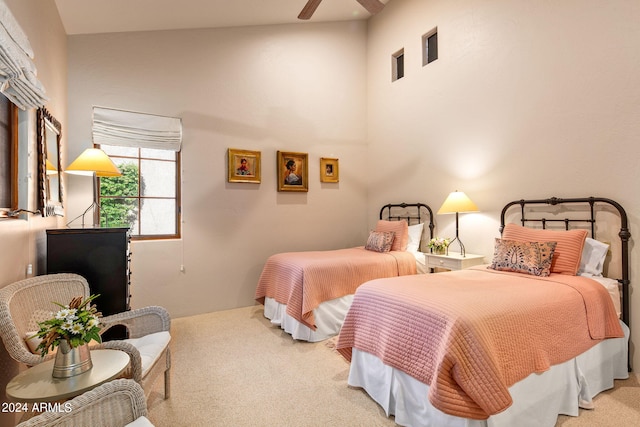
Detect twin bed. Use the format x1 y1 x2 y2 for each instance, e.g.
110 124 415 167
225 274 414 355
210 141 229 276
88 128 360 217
336 196 631 426
254 202 434 342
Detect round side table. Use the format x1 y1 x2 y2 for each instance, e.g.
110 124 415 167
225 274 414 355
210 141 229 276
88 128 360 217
6 349 130 403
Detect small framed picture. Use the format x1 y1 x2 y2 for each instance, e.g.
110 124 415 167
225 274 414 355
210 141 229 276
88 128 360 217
320 157 339 183
277 151 308 192
228 148 261 183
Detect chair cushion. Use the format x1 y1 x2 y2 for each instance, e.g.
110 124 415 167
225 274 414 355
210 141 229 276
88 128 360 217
24 331 47 354
123 331 171 377
125 416 155 427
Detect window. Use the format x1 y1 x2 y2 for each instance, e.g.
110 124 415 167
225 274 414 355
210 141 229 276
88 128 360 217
392 48 405 81
422 28 438 66
98 144 181 239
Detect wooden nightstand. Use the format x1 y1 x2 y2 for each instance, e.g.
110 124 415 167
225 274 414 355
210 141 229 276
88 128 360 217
424 252 485 272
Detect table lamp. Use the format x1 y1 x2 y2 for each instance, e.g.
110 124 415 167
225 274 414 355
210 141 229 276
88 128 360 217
437 191 479 257
65 148 121 227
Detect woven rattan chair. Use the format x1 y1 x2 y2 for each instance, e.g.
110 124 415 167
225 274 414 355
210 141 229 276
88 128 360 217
16 378 153 427
0 273 171 400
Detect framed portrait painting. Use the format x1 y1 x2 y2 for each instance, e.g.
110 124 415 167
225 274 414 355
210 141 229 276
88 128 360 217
228 148 261 183
277 151 308 192
320 157 339 183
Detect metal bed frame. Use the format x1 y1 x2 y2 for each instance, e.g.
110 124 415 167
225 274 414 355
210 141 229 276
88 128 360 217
379 202 435 241
500 196 631 369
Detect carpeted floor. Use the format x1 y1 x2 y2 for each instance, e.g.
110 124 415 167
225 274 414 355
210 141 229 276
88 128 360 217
146 305 640 426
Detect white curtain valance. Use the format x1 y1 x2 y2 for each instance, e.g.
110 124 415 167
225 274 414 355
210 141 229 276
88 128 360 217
92 106 183 152
0 0 48 110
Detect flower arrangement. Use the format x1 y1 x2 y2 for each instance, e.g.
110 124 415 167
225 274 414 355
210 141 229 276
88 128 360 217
428 237 451 253
34 295 103 357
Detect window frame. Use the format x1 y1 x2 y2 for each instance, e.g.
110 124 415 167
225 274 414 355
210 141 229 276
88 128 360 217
392 48 405 81
96 143 182 240
422 28 439 66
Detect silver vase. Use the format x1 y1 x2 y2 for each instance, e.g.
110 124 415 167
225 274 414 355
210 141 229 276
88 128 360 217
52 341 93 378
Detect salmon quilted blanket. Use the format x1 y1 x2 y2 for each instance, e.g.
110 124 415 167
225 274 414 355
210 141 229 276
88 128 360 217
336 265 623 420
255 247 417 330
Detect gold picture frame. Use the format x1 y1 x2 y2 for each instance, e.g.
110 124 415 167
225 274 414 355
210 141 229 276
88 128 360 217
320 157 339 183
277 151 308 192
228 148 261 183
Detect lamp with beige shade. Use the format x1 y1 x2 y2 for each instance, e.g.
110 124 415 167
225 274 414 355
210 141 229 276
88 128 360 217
65 148 121 227
437 191 479 257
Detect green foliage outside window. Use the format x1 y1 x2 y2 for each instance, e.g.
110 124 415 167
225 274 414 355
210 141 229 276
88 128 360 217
99 163 141 228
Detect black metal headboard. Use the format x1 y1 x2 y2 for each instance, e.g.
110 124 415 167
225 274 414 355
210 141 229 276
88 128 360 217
379 202 435 241
500 197 631 332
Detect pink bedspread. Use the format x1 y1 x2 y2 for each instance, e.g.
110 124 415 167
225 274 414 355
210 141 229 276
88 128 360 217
254 247 417 329
336 266 623 420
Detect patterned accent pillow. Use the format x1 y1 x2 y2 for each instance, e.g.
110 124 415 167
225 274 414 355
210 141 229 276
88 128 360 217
490 238 557 277
365 231 396 253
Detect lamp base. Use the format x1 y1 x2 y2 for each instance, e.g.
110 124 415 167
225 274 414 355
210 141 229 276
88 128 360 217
445 236 466 257
65 201 101 228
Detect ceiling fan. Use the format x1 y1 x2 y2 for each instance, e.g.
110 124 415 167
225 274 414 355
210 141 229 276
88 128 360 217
298 0 385 20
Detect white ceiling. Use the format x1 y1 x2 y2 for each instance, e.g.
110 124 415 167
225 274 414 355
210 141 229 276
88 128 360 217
54 0 390 35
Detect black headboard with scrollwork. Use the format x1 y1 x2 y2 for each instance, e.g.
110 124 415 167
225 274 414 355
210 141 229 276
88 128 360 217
500 197 631 335
379 202 435 242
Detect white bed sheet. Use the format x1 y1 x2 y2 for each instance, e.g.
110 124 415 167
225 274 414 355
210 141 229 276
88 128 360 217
263 250 426 342
580 274 621 318
264 295 354 342
347 321 629 427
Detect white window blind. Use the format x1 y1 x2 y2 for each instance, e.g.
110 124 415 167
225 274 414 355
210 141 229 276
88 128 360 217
0 0 48 110
92 106 183 152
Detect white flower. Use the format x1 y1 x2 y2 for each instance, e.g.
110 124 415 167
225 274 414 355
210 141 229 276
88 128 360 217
56 308 76 320
86 317 100 329
70 323 85 334
61 320 74 331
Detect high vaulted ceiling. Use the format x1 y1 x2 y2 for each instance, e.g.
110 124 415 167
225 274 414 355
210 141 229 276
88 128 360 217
54 0 390 35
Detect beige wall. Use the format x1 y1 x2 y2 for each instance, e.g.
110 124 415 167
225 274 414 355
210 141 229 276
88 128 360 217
2 0 640 411
366 0 640 368
0 1 67 282
0 1 68 424
65 22 370 318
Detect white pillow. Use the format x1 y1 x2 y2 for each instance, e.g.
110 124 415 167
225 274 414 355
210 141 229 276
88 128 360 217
578 238 609 276
406 222 424 253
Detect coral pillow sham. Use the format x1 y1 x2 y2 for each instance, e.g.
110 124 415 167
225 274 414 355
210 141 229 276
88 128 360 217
501 223 588 275
375 220 409 251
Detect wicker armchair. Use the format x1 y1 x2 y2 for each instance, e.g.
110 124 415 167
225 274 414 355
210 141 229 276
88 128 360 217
16 379 153 427
0 273 171 400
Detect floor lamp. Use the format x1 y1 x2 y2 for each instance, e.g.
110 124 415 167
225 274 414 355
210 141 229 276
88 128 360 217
65 148 121 227
437 191 479 257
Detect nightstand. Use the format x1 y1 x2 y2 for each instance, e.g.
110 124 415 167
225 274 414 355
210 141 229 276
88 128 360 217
424 252 485 272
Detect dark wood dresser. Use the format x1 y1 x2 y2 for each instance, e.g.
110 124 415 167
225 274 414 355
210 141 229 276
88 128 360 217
46 227 131 339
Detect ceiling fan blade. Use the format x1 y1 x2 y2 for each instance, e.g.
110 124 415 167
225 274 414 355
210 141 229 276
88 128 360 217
298 0 323 20
356 0 385 15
